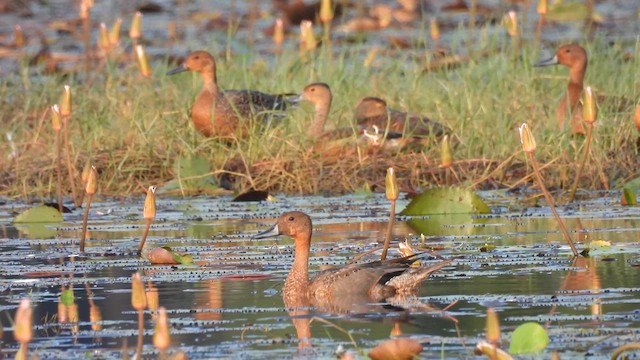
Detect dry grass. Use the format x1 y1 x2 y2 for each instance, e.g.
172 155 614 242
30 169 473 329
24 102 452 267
0 26 639 200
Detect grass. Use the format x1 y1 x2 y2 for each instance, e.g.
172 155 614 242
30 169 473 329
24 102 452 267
0 22 639 199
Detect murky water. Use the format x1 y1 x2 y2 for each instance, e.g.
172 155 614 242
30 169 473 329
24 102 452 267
1 191 639 358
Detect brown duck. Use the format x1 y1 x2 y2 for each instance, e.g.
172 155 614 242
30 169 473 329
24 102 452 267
252 211 451 313
535 44 588 135
167 50 289 138
355 96 452 142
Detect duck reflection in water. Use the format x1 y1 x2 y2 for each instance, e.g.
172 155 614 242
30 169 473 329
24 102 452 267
252 211 452 348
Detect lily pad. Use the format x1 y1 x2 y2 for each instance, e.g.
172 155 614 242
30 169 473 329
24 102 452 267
509 322 549 354
400 188 489 215
14 205 63 223
60 289 75 306
147 246 193 265
546 1 604 23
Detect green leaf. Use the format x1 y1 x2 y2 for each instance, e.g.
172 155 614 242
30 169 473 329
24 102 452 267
623 188 637 206
161 155 220 193
400 188 490 215
161 246 194 265
546 1 604 23
353 183 373 198
60 289 75 306
509 322 549 354
14 205 63 223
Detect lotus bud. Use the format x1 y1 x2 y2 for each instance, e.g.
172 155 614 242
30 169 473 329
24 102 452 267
385 167 399 201
273 18 284 47
503 11 518 37
85 165 97 195
14 299 32 343
300 20 316 51
144 186 157 220
364 48 378 67
153 307 171 351
440 135 453 168
430 18 440 41
51 105 62 131
486 308 501 344
13 25 25 48
59 85 72 117
131 272 147 311
320 0 333 24
582 86 597 124
99 23 110 51
130 11 143 40
109 18 122 46
135 44 151 77
518 123 536 153
537 0 547 15
634 105 640 133
81 162 91 184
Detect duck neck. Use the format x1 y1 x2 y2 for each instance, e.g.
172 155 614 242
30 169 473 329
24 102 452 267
308 99 331 138
285 235 311 294
200 67 219 96
566 62 586 109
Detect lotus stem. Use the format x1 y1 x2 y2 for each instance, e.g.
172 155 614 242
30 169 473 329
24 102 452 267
381 168 398 261
80 165 97 252
526 152 578 256
519 124 578 257
568 123 594 202
535 0 547 44
138 186 157 254
569 86 598 203
51 105 63 212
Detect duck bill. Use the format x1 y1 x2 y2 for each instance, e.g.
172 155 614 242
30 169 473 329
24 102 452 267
252 224 281 239
534 54 558 67
166 63 188 75
289 94 304 103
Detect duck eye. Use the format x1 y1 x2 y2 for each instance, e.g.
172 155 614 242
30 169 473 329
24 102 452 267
194 55 200 59
288 216 295 221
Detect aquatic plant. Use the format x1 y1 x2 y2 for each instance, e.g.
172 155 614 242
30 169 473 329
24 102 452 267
380 167 398 261
568 86 598 202
80 165 97 252
138 185 157 254
519 123 578 257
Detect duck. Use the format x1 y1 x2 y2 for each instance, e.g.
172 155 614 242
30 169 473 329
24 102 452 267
535 44 588 135
355 96 452 144
272 0 344 26
252 211 452 313
166 50 290 138
295 82 333 138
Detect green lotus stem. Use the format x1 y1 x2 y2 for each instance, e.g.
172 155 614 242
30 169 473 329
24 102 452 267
568 122 594 202
381 200 396 261
527 152 578 257
80 193 92 252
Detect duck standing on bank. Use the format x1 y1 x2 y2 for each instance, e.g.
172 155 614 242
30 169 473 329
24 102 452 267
535 44 589 135
355 96 452 146
167 50 290 138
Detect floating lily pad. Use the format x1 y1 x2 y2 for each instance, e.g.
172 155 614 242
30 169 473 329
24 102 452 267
147 246 193 265
509 322 549 354
14 205 63 223
400 188 490 215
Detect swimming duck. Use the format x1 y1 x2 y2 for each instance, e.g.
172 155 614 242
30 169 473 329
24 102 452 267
167 50 289 138
252 211 451 312
355 97 452 141
535 44 588 135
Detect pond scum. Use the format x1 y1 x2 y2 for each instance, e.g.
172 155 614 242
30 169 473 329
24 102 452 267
1 0 640 358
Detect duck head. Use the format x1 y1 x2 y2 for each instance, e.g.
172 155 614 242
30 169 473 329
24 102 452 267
166 50 216 75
